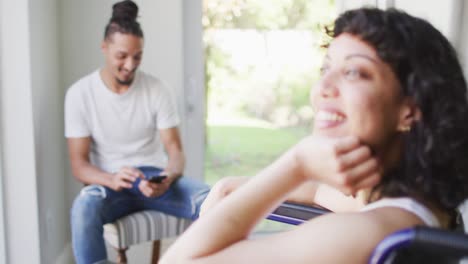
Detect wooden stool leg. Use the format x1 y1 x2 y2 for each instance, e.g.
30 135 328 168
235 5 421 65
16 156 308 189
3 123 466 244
116 247 128 264
151 240 161 264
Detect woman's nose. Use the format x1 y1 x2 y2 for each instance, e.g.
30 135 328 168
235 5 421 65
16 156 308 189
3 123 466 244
318 72 339 98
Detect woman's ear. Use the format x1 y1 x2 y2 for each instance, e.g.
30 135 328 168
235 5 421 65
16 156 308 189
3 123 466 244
397 98 421 132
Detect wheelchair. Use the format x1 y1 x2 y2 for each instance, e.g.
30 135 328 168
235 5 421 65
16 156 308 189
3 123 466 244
267 202 468 264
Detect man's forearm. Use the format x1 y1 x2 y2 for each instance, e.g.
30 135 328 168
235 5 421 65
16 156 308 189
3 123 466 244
165 148 185 179
72 160 114 187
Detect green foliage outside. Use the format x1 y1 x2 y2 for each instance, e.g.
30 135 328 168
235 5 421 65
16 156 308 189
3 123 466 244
203 0 335 185
203 0 335 126
203 0 335 30
202 0 336 233
205 123 310 232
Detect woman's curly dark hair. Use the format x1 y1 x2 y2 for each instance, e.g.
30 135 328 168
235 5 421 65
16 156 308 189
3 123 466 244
104 0 143 40
329 8 468 213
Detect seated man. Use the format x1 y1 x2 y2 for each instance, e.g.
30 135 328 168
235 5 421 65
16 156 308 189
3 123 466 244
65 1 209 263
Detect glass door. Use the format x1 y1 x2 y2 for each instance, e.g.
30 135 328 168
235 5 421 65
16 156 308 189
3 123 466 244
203 0 337 233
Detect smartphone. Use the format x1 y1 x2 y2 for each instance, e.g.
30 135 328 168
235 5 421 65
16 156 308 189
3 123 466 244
148 175 167 184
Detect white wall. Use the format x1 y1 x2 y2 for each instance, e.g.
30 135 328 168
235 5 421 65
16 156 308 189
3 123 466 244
1 0 71 263
0 0 41 263
0 0 6 261
392 1 468 76
453 1 468 77
393 0 464 45
29 0 70 263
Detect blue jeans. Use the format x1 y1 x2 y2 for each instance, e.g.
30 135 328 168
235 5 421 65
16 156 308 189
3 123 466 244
70 166 210 264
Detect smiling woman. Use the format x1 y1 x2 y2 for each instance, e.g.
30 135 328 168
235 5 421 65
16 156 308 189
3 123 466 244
312 33 409 158
161 7 468 264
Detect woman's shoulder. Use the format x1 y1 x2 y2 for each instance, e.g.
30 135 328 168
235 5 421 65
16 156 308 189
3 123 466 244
361 197 441 227
304 205 425 240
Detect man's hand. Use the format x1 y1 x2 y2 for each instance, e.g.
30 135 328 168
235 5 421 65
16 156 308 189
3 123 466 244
110 166 144 191
294 135 382 196
138 175 171 198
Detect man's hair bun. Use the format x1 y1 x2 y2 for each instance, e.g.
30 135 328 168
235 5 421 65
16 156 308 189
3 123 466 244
104 0 143 40
111 0 139 22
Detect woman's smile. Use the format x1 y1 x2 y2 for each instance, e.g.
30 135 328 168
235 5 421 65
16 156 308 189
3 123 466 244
314 108 346 129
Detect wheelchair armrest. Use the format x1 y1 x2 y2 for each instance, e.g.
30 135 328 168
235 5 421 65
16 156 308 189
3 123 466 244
369 226 468 264
267 202 331 225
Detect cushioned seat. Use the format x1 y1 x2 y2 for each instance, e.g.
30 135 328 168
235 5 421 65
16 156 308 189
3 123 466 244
103 210 192 263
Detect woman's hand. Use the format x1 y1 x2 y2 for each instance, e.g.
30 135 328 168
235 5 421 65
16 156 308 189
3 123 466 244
294 135 381 196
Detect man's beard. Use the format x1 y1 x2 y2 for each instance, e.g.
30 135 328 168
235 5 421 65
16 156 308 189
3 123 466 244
116 77 133 86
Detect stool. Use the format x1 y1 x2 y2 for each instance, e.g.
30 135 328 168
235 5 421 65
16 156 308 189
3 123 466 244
103 210 192 263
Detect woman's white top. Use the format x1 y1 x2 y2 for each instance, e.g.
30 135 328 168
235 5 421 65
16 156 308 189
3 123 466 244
360 197 440 227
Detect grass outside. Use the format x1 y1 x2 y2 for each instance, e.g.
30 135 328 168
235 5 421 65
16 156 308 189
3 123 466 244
204 123 310 232
205 125 309 185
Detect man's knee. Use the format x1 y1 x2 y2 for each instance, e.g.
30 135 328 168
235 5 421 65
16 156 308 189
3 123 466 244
71 185 107 228
183 178 210 206
192 185 210 207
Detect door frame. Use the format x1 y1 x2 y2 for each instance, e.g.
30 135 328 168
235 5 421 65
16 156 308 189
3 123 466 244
0 0 7 261
182 0 206 181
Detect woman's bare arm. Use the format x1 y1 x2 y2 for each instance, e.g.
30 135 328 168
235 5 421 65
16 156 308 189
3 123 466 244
162 149 304 263
201 175 365 216
163 203 423 264
161 136 382 263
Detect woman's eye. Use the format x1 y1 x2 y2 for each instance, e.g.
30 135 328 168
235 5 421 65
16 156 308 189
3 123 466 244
344 68 367 80
319 66 329 75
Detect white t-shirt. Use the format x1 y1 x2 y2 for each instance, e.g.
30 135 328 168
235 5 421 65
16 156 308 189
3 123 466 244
65 69 180 173
360 197 440 227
